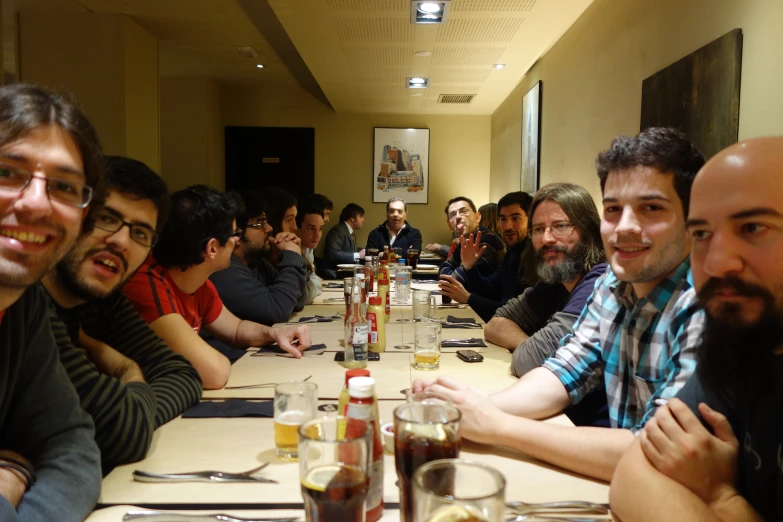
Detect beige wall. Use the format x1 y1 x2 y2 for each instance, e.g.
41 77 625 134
160 77 223 192
220 83 491 249
490 0 783 204
19 11 159 168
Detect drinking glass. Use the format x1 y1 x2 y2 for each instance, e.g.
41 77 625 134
413 459 506 522
343 277 354 322
407 249 420 270
299 416 371 522
274 381 318 460
414 321 441 370
412 289 436 321
394 401 461 522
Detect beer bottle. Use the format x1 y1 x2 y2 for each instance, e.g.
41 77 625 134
364 257 374 293
344 277 369 368
346 377 384 522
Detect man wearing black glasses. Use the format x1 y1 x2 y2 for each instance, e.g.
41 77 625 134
0 84 102 521
41 156 202 473
123 185 311 390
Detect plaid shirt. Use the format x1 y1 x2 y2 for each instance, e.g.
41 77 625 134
543 259 703 432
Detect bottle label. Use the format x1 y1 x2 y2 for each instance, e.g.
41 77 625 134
346 402 372 420
367 312 378 344
353 324 369 360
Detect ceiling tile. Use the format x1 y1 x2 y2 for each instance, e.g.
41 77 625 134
360 98 412 109
451 0 537 11
344 46 413 66
435 18 523 43
350 68 411 83
430 68 490 84
334 18 415 42
431 46 504 66
326 0 408 11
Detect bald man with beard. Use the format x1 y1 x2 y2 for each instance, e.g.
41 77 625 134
611 137 783 522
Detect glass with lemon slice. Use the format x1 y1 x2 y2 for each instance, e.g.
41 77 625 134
298 416 372 522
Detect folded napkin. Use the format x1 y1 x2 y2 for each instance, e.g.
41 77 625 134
441 338 487 348
442 316 480 329
251 343 328 357
297 316 334 323
182 399 274 418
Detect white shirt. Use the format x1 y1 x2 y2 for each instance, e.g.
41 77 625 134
387 222 406 247
345 222 360 259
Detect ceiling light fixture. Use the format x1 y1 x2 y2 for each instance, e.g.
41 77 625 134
411 93 423 96
256 64 265 68
493 64 505 69
407 77 430 89
410 0 450 24
414 51 431 57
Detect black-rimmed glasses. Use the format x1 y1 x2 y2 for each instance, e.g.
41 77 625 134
0 164 93 208
246 219 267 230
230 229 243 239
94 209 159 247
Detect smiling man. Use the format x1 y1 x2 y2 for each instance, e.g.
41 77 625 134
42 156 202 473
366 197 422 253
611 137 783 522
414 128 705 482
0 84 103 521
210 190 308 326
438 192 532 321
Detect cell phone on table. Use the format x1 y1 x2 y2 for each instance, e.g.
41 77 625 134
334 352 380 362
456 349 483 363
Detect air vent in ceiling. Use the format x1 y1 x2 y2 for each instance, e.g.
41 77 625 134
236 47 258 59
438 94 476 104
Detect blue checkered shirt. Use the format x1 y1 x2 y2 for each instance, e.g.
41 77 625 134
542 259 703 432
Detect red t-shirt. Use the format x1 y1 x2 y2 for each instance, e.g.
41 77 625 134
123 257 223 334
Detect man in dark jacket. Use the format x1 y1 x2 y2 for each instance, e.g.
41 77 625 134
210 191 308 326
320 203 365 279
438 192 533 321
366 197 423 254
438 196 505 283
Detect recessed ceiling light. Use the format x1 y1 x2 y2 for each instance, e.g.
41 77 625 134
407 77 430 88
256 64 265 69
414 51 431 57
410 0 450 24
493 64 505 69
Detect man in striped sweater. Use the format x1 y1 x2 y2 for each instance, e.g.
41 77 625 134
41 156 202 473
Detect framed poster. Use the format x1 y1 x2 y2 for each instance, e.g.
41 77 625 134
520 81 541 193
373 127 430 204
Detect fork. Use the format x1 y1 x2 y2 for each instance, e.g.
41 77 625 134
506 500 610 516
133 462 277 484
124 511 300 521
225 374 312 390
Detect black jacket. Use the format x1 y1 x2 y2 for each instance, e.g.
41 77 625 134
439 226 505 279
366 221 423 253
321 222 360 279
462 238 529 322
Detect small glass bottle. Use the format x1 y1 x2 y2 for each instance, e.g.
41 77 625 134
364 257 374 294
343 277 369 368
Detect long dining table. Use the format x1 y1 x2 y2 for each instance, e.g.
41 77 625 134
89 280 610 521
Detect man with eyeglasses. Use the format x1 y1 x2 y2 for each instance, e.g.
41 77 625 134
123 185 312 390
366 197 422 254
414 128 705 482
438 192 533 321
0 84 102 521
210 190 309 327
41 156 202 473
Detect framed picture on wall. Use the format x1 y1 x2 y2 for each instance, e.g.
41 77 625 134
373 127 430 204
520 81 542 193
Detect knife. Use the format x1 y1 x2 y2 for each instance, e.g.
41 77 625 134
124 511 300 522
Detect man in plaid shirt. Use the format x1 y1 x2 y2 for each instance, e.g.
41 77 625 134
414 127 705 481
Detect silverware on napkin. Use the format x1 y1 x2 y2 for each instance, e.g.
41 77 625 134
124 511 300 521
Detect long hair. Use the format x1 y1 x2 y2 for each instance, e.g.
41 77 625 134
519 183 605 284
478 203 501 236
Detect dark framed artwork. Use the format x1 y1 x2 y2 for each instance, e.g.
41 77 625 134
641 29 742 159
520 81 542 193
373 127 430 204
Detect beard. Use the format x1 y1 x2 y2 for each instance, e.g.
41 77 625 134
55 245 130 301
535 243 586 284
696 276 783 402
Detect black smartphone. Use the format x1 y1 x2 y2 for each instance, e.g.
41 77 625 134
456 349 484 363
334 352 380 362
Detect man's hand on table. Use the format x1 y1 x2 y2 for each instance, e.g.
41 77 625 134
269 325 312 359
411 376 504 445
0 450 32 508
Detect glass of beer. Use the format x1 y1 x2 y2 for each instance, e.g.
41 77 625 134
299 416 371 522
412 289 436 321
274 381 318 460
394 400 461 522
413 459 505 522
407 248 420 270
414 321 441 370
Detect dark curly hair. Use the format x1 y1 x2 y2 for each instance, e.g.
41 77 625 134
153 185 240 270
0 83 106 234
235 190 267 234
105 156 170 231
596 127 705 217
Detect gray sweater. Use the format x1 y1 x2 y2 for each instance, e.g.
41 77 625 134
0 285 101 521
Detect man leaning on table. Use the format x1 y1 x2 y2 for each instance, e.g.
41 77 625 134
611 137 783 522
414 127 705 482
0 84 102 521
321 202 366 279
42 156 202 473
123 185 311 390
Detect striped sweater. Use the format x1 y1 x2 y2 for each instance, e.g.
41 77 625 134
45 285 202 473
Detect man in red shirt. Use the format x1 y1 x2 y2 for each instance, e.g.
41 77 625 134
123 185 311 389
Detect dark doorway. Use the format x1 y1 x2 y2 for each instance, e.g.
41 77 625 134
225 126 315 199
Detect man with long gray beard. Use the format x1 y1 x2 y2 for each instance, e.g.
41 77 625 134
42 156 201 473
611 137 783 522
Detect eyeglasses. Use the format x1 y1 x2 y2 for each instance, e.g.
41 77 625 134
246 219 267 230
230 229 243 239
528 222 575 239
94 209 158 247
0 164 93 208
447 207 472 220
